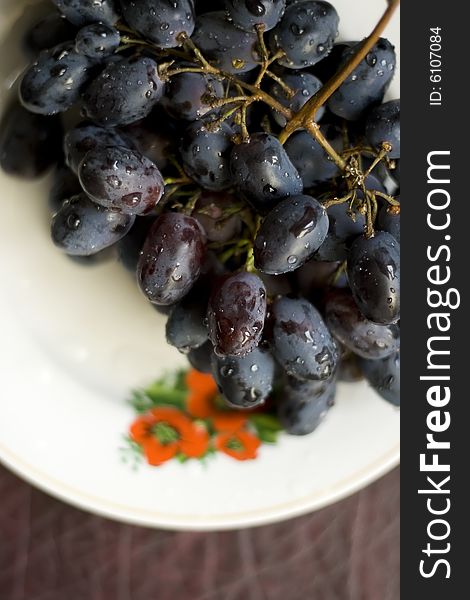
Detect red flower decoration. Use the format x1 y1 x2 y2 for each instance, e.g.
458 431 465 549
130 407 209 466
214 430 261 461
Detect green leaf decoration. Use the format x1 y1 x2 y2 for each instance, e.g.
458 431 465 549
249 413 283 432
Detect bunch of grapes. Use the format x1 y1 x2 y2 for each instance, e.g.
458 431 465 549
0 0 400 435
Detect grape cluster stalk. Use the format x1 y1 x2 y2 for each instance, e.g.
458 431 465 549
0 0 401 435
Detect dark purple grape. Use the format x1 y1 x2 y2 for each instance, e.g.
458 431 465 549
49 163 82 213
117 216 156 272
82 56 164 127
166 291 209 353
0 103 62 178
119 0 195 48
325 289 400 360
254 194 328 274
79 145 164 215
207 271 267 356
328 38 396 121
225 0 286 32
51 0 119 26
24 12 77 54
314 202 366 262
192 192 242 243
270 1 339 69
64 122 128 174
20 42 95 115
284 124 342 187
294 259 342 297
359 351 400 407
51 192 135 255
278 375 335 435
270 296 339 380
230 132 303 212
211 347 275 408
377 203 400 243
268 71 324 127
180 121 233 191
161 71 224 121
191 11 260 73
365 99 400 159
347 231 400 325
75 23 120 59
120 109 176 171
137 212 207 305
188 341 214 373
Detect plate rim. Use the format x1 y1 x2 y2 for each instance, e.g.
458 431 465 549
0 440 399 530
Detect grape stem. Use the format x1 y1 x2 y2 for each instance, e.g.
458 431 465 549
278 0 400 145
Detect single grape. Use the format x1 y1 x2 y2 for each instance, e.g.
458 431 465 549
377 203 400 243
180 121 233 191
278 375 335 435
51 0 119 26
24 12 76 54
161 71 224 121
268 71 324 127
225 0 286 32
207 271 267 356
270 296 339 380
365 99 400 159
325 289 400 360
51 192 135 256
82 56 164 127
284 124 342 187
75 23 120 59
359 351 400 407
254 194 329 274
119 0 195 48
120 108 177 171
230 132 303 212
211 347 275 408
294 259 342 298
191 11 260 73
166 290 209 353
192 192 242 243
20 42 95 115
64 122 128 174
314 202 366 262
49 163 83 214
269 1 339 69
0 103 62 178
347 231 400 325
79 145 164 215
328 38 396 121
137 212 206 305
188 341 214 373
117 216 156 272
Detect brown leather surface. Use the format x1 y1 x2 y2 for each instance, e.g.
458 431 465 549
0 465 399 600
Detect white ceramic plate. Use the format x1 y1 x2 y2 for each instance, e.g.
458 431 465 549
0 0 400 530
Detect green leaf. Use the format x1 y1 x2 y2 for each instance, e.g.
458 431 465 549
143 382 187 410
257 429 279 444
129 390 155 414
250 413 283 432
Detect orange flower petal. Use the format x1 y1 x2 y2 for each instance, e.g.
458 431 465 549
212 413 248 433
186 369 218 397
179 423 210 458
129 415 155 444
187 392 215 419
150 407 193 435
215 430 261 461
142 438 178 466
